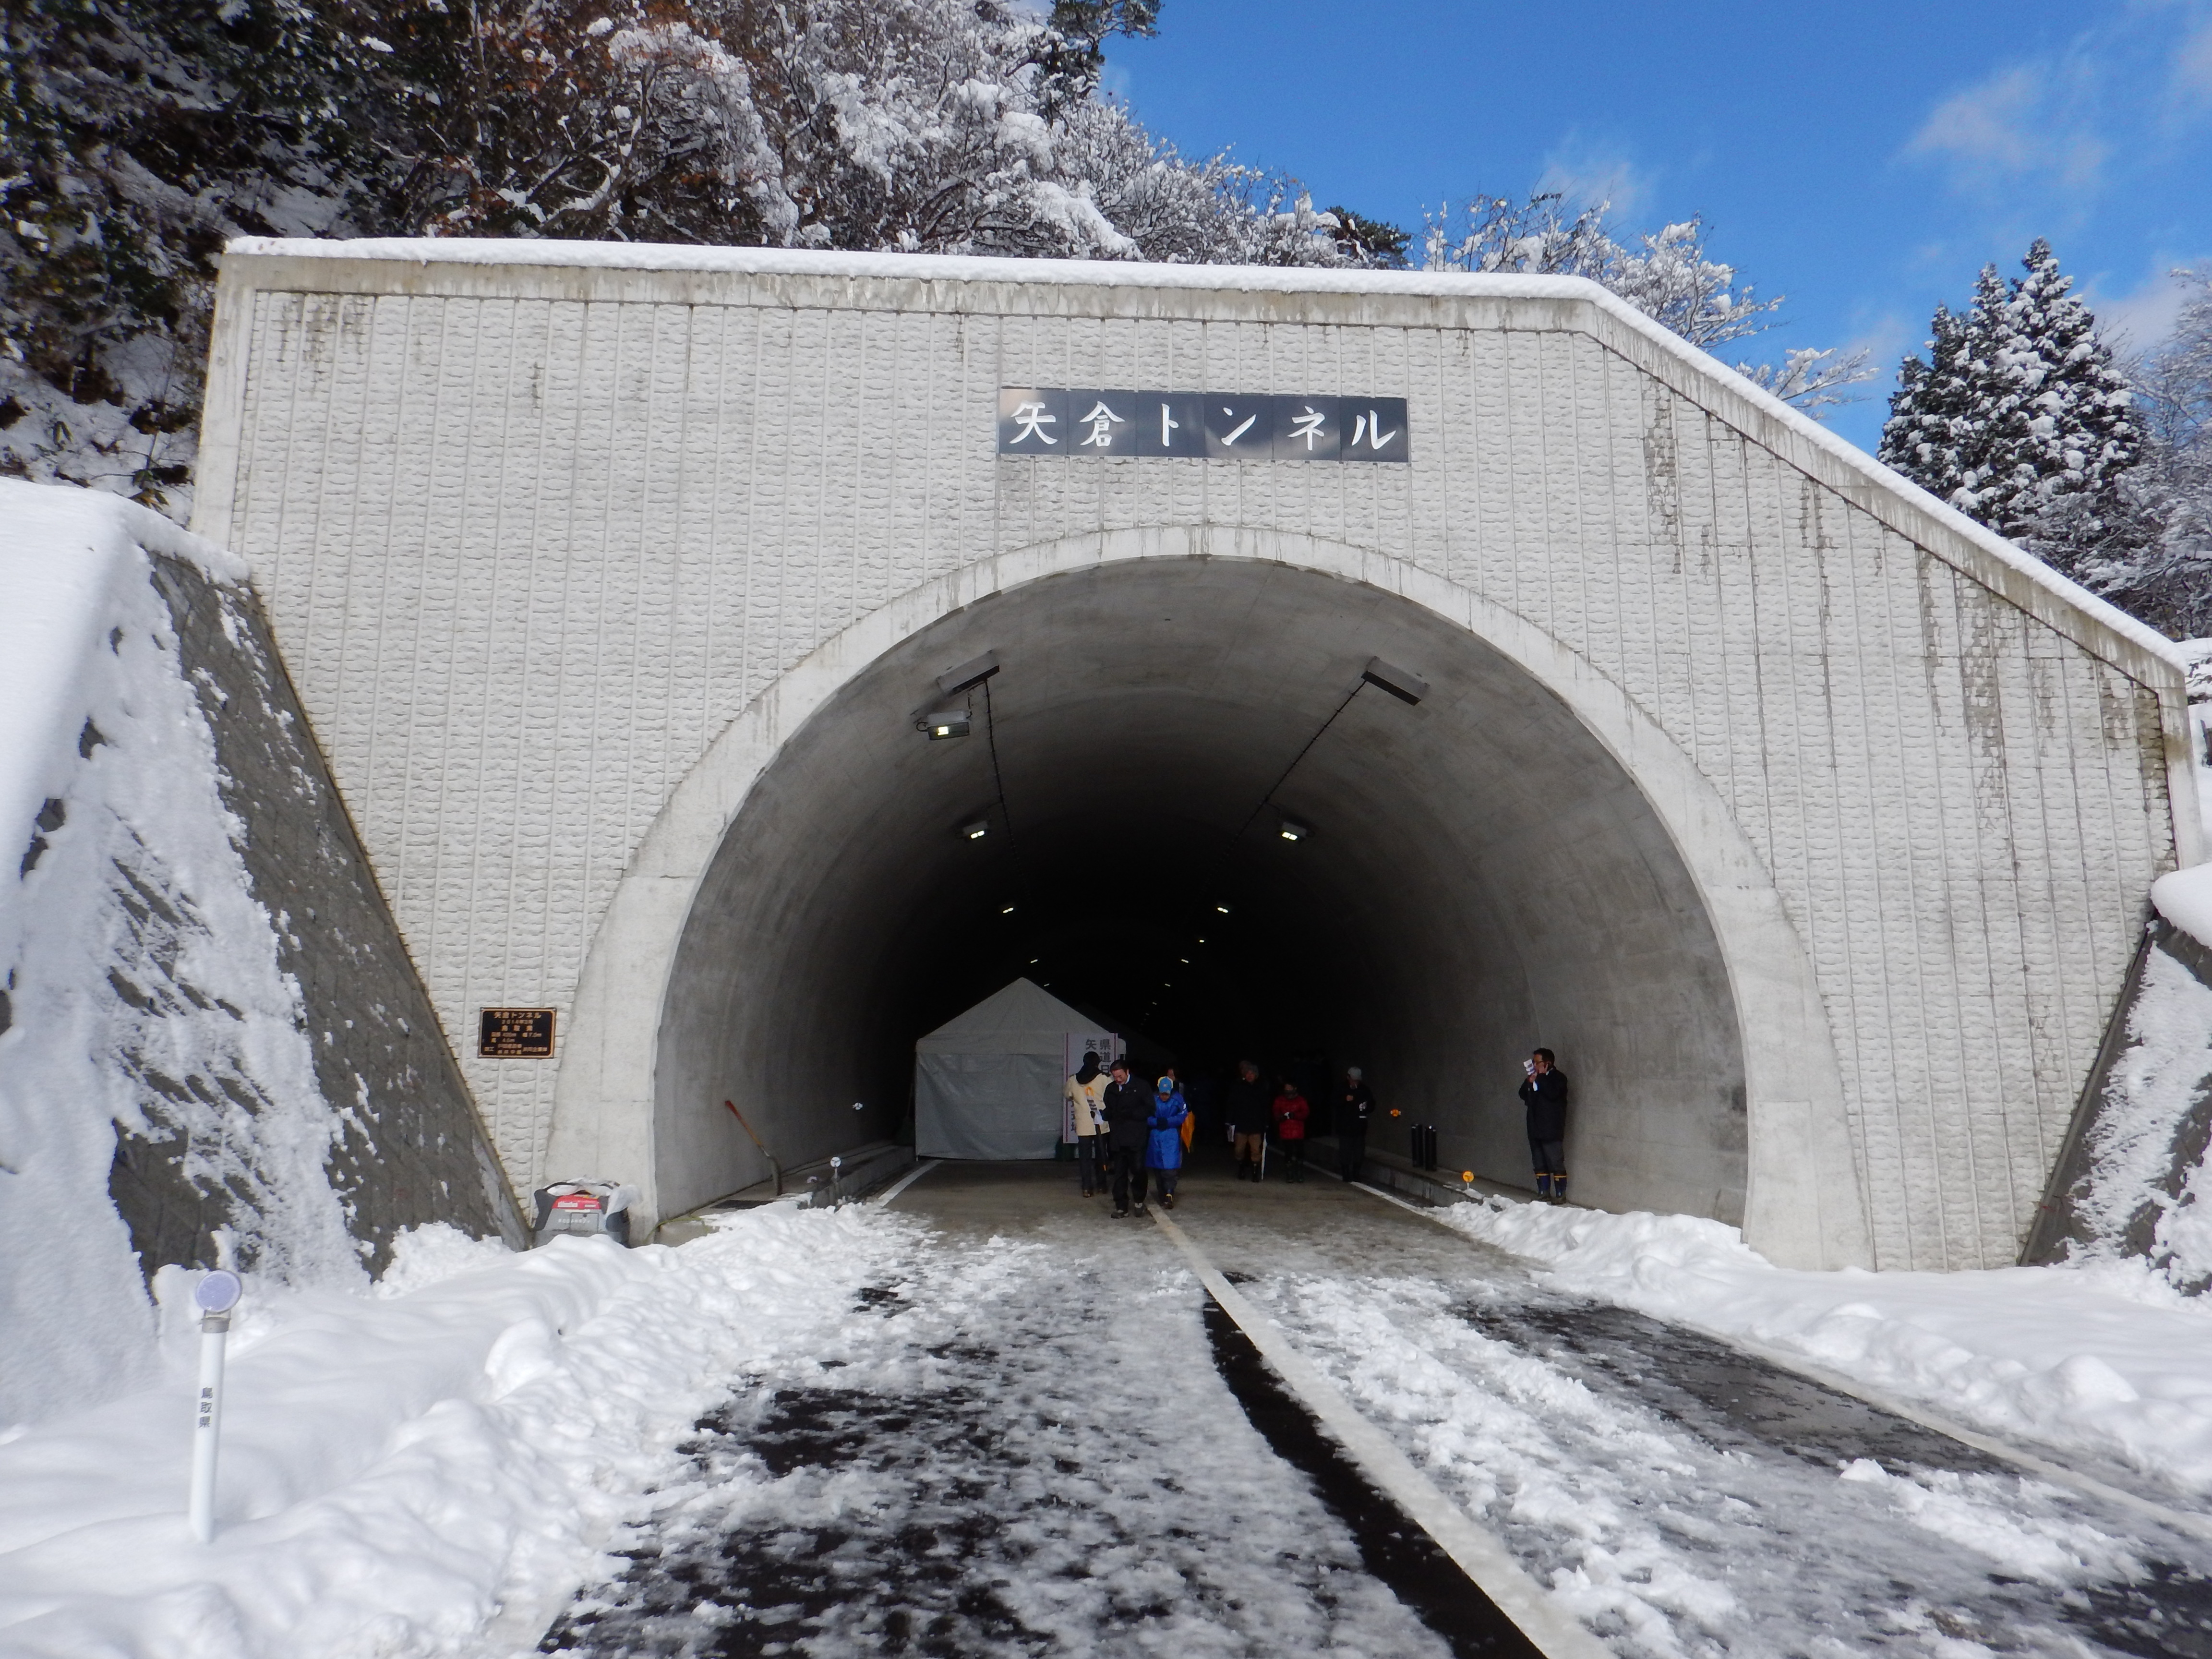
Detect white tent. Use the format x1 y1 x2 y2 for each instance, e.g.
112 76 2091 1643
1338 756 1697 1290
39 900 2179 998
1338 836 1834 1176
914 980 1123 1160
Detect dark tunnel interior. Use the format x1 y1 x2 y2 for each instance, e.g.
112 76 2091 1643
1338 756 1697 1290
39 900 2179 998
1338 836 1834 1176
654 559 1749 1226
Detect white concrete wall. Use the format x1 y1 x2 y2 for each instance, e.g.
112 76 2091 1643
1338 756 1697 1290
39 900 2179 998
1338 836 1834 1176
193 242 2197 1271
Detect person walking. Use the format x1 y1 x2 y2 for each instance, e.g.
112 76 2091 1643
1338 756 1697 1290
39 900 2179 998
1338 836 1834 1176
1225 1060 1271 1180
1102 1059 1153 1217
1272 1078 1310 1182
1064 1050 1109 1197
1518 1047 1569 1202
1146 1076 1190 1210
1335 1067 1374 1183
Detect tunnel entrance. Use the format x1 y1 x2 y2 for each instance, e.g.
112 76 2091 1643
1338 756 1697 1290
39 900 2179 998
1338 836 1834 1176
649 557 1748 1229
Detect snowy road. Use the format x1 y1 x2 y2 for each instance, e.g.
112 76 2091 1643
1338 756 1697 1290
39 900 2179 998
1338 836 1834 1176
541 1161 2212 1658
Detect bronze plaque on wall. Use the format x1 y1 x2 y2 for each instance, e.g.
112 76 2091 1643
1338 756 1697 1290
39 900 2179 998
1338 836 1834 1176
480 1008 556 1058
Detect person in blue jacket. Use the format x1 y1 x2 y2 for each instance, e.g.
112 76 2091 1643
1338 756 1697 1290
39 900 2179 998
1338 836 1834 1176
1146 1076 1190 1210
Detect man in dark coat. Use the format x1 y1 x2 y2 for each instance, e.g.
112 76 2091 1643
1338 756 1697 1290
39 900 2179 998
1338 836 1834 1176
1334 1067 1375 1182
1225 1060 1272 1181
1101 1059 1154 1216
1518 1048 1569 1202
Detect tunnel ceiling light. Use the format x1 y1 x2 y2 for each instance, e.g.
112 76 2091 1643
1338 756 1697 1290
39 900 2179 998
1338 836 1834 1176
1361 656 1430 706
922 709 974 740
1215 904 1231 914
962 819 989 840
935 650 1000 697
999 902 1016 914
1279 820 1309 843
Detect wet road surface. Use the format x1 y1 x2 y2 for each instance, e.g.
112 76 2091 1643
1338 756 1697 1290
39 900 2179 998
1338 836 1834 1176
540 1155 2212 1658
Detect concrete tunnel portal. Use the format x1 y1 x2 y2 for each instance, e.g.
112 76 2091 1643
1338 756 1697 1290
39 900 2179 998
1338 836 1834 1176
650 557 1748 1227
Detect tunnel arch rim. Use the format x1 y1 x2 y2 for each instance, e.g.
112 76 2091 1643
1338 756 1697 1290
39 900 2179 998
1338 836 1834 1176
546 526 1874 1269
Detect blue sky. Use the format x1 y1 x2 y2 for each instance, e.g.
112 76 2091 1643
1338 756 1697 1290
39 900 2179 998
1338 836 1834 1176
1104 0 2212 454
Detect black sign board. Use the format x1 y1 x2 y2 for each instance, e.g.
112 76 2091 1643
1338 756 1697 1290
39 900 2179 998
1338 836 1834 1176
480 1007 556 1058
998 389 1407 462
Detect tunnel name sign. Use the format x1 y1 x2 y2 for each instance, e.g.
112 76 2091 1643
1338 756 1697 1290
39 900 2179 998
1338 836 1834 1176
998 390 1408 461
479 1007 556 1058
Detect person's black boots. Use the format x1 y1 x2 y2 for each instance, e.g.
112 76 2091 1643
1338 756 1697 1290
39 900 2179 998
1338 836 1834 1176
1552 1177 1567 1205
1536 1172 1553 1200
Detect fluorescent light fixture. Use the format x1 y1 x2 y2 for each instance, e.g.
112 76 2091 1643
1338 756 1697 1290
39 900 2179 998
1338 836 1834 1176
1215 904 1231 914
962 819 989 840
999 903 1016 914
1279 820 1309 842
923 709 973 740
936 651 1000 697
1361 656 1430 706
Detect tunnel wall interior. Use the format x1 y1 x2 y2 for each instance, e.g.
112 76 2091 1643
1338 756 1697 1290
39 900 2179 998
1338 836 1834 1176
655 561 1748 1225
197 244 2192 1270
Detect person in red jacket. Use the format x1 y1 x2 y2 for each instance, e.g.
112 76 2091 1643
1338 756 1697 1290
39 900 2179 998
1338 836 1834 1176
1271 1080 1311 1183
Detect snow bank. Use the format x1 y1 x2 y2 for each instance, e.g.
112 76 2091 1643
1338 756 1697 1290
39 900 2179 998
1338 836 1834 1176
2154 863 2212 954
1439 1199 2212 1494
0 481 350 1429
2059 938 2212 1289
0 1207 903 1659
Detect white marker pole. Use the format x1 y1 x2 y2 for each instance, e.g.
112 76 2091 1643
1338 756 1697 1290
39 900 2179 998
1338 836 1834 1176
188 1270 241 1543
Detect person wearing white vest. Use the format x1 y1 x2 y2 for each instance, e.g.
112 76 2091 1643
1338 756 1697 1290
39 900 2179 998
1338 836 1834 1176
1065 1051 1110 1197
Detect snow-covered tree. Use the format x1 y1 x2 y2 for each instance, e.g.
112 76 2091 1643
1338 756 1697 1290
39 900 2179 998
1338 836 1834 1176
1420 193 1874 413
1882 241 2146 587
2100 268 2212 636
368 0 1347 264
0 0 383 505
5 0 1370 512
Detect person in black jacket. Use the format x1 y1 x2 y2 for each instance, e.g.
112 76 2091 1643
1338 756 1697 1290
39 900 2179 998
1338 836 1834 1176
1335 1067 1375 1182
1224 1060 1272 1181
1518 1048 1569 1202
1101 1059 1154 1216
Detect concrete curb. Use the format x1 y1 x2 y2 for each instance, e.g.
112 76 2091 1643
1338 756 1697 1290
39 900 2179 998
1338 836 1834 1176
1151 1209 1611 1659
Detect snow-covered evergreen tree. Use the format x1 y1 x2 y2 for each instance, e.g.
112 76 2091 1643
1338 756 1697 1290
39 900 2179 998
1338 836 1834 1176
1421 193 1873 412
1877 301 1977 504
1882 241 2145 588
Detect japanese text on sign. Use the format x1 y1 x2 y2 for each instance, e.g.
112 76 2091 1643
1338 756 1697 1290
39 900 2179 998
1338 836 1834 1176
998 390 1408 462
480 1007 556 1058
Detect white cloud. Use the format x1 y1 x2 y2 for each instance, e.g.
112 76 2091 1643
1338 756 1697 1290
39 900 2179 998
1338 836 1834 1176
2172 16 2212 114
2089 261 2212 355
1908 61 2109 196
1534 135 1651 217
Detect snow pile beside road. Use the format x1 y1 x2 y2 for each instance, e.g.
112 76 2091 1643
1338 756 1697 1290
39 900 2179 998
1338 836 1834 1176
2154 862 2212 953
1439 1199 2212 1493
0 1206 904 1659
2066 940 2212 1288
0 481 366 1429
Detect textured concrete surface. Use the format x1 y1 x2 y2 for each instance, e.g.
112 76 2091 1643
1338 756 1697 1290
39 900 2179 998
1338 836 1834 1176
192 246 2191 1269
128 554 526 1270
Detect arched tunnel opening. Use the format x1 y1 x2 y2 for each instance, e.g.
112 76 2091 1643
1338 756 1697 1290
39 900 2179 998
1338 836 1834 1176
653 559 1748 1226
